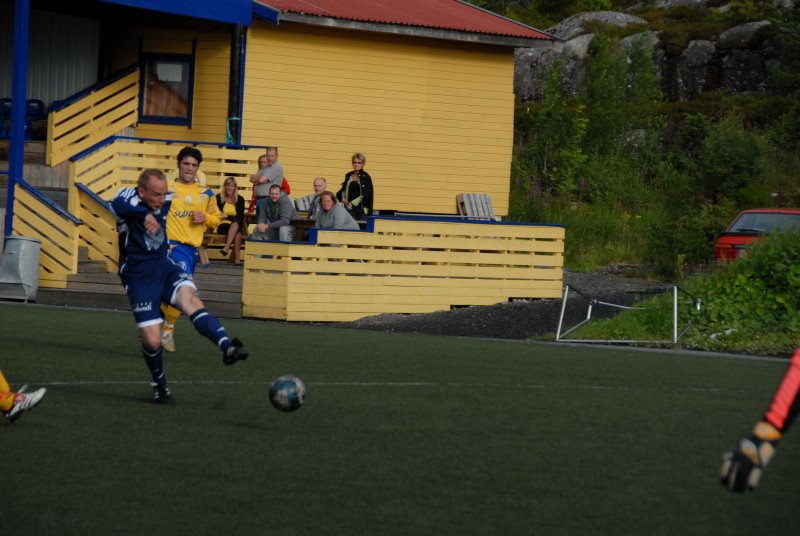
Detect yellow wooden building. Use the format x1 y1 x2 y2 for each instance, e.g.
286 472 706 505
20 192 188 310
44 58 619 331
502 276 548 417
100 0 555 216
3 0 563 321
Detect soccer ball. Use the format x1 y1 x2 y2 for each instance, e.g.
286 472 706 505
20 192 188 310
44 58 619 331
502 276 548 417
268 375 306 412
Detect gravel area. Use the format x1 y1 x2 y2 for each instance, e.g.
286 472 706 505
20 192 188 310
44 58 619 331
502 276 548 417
336 267 673 340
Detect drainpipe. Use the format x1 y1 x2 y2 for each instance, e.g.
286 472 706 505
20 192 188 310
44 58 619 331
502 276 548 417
227 23 245 145
5 0 30 240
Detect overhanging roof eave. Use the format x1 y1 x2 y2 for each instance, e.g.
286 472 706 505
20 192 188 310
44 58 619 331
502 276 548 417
264 12 557 47
98 0 253 26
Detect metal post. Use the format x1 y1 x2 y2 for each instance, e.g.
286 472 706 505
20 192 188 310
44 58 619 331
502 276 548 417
556 285 569 341
227 23 245 145
673 285 678 343
5 0 30 240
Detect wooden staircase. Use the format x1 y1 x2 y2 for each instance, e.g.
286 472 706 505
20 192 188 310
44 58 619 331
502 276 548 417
0 140 70 210
36 248 244 318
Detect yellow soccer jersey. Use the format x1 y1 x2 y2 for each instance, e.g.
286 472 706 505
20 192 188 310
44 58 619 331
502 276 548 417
166 181 221 247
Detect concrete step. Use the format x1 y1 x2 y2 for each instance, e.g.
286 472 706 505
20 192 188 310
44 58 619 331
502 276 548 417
36 288 131 311
35 287 242 319
78 260 112 273
59 281 126 293
36 258 244 318
68 274 241 295
0 140 46 164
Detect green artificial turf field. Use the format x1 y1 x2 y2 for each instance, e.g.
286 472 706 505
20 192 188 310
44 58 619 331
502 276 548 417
2 303 798 535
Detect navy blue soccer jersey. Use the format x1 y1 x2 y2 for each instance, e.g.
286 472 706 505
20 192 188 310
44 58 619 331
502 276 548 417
111 187 172 278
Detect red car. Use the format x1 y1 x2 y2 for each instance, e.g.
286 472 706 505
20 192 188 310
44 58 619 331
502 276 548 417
714 208 800 261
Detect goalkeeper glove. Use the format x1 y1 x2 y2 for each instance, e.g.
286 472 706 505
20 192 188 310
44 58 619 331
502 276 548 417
720 421 781 493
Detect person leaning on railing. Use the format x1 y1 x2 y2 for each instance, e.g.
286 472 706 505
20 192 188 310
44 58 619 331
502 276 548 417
215 176 246 265
315 191 359 231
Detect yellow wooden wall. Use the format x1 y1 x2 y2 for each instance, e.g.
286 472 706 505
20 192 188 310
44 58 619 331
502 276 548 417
242 217 564 322
111 27 230 143
242 21 515 216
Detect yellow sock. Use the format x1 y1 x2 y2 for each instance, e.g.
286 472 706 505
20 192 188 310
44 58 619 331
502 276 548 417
0 371 14 412
161 304 181 333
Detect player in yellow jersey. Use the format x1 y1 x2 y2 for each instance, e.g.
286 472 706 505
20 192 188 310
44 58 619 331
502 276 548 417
1 370 46 422
160 147 222 352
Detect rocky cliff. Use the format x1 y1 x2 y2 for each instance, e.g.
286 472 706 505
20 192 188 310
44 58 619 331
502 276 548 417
514 2 796 102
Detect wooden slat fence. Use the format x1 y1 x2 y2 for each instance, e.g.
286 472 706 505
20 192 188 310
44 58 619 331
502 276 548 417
243 216 565 322
11 181 82 289
46 67 140 167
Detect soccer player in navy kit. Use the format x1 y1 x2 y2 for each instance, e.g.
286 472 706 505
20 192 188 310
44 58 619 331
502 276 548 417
111 169 248 403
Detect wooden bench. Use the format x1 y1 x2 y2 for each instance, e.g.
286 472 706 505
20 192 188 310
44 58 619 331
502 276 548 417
200 197 319 261
200 216 255 264
456 193 496 220
200 233 241 264
294 194 315 212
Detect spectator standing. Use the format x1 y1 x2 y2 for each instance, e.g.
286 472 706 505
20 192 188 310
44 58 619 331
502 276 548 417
248 148 290 213
336 152 373 220
215 176 246 265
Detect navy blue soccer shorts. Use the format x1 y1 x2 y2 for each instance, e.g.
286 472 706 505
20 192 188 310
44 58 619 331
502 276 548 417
168 242 199 275
122 263 197 328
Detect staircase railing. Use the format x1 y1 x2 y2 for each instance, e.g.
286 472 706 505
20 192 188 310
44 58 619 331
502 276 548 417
70 136 269 202
10 178 83 288
68 136 271 272
46 65 140 167
73 184 118 273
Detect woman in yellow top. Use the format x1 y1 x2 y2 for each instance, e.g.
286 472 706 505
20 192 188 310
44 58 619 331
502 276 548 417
215 176 246 265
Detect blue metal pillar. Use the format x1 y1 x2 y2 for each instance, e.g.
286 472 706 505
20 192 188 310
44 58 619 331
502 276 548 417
5 0 30 239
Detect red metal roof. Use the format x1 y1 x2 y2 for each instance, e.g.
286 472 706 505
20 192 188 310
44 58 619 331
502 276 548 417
256 0 553 41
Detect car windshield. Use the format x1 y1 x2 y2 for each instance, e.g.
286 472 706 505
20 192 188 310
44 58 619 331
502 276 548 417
729 212 800 233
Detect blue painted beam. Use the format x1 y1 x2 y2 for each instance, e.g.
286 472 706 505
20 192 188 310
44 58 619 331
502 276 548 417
5 0 30 240
253 1 280 24
99 0 253 26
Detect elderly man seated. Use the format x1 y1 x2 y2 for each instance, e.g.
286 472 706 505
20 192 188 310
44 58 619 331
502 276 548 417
251 184 297 242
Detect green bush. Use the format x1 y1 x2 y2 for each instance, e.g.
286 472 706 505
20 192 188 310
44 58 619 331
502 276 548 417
511 63 588 199
644 199 739 276
577 0 612 12
508 3 800 284
683 231 800 352
511 195 654 271
696 113 770 204
570 231 800 354
635 4 734 55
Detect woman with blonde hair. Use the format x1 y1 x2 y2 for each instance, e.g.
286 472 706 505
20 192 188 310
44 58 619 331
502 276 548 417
336 152 374 220
215 176 246 264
